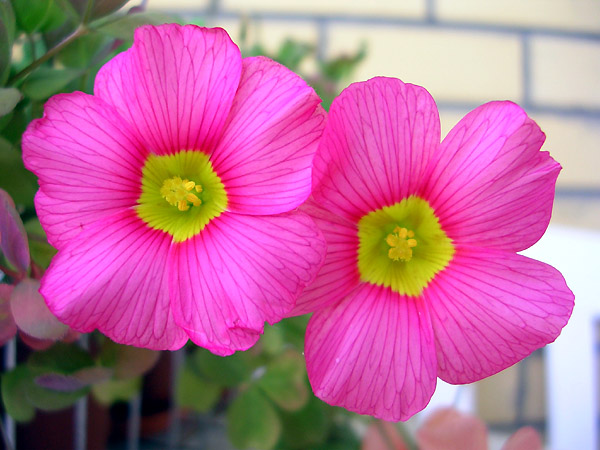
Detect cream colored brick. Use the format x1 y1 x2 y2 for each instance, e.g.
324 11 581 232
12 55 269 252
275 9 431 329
212 18 320 75
328 25 523 103
436 0 600 33
531 37 600 109
221 0 425 18
213 18 319 55
440 109 600 188
533 113 600 188
147 0 211 9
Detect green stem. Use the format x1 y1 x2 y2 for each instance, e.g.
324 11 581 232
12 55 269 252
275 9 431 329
82 0 96 25
8 25 88 86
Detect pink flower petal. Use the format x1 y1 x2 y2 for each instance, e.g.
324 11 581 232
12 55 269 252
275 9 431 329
40 209 188 350
0 188 29 272
0 284 16 346
423 101 559 252
94 24 241 155
288 197 360 316
211 56 326 215
22 92 146 249
426 246 574 384
305 283 437 421
10 278 68 340
169 211 326 356
312 77 440 222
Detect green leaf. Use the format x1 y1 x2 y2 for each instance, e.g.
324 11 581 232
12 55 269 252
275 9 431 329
25 376 88 411
260 323 285 356
11 0 53 33
0 0 15 84
276 39 314 72
68 0 131 20
0 87 21 116
94 11 180 41
280 315 310 351
279 396 330 449
91 376 141 404
175 363 221 413
227 386 281 450
35 367 112 392
24 218 57 268
192 348 251 388
0 136 38 207
28 342 95 374
39 1 70 32
257 350 308 412
1 365 35 422
56 32 108 68
21 67 82 100
99 340 160 379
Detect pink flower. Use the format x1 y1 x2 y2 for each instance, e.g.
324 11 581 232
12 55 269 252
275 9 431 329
22 24 326 354
292 77 574 421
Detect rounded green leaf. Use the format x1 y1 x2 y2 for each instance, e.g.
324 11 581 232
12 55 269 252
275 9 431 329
1 365 35 422
28 342 94 374
0 87 21 116
279 396 330 449
98 339 160 379
94 12 180 40
227 386 281 450
91 377 141 405
176 364 221 413
257 350 308 412
21 68 82 101
25 375 88 411
193 348 251 388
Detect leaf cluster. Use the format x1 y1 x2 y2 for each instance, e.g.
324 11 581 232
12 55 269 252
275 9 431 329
176 316 361 450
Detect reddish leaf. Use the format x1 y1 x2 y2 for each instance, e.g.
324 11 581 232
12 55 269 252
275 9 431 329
502 427 543 450
11 279 68 340
0 283 16 345
417 408 488 450
362 420 409 450
0 188 29 273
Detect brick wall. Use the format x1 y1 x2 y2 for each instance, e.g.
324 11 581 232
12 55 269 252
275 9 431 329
149 0 600 228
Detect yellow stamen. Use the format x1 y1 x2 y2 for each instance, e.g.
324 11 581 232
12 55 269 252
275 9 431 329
160 176 202 211
386 226 417 262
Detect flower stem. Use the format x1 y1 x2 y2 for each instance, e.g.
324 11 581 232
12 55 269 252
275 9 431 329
8 25 89 86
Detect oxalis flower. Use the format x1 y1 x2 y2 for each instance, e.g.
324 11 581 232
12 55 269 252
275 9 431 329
291 77 574 421
22 24 327 354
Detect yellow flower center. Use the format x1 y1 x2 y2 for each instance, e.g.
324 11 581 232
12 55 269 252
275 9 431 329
357 196 454 296
136 150 227 242
160 176 203 211
385 227 417 262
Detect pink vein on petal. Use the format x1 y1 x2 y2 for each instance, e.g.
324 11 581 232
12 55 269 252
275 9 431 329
94 25 242 154
305 283 437 421
426 246 574 384
40 209 188 350
169 211 326 355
